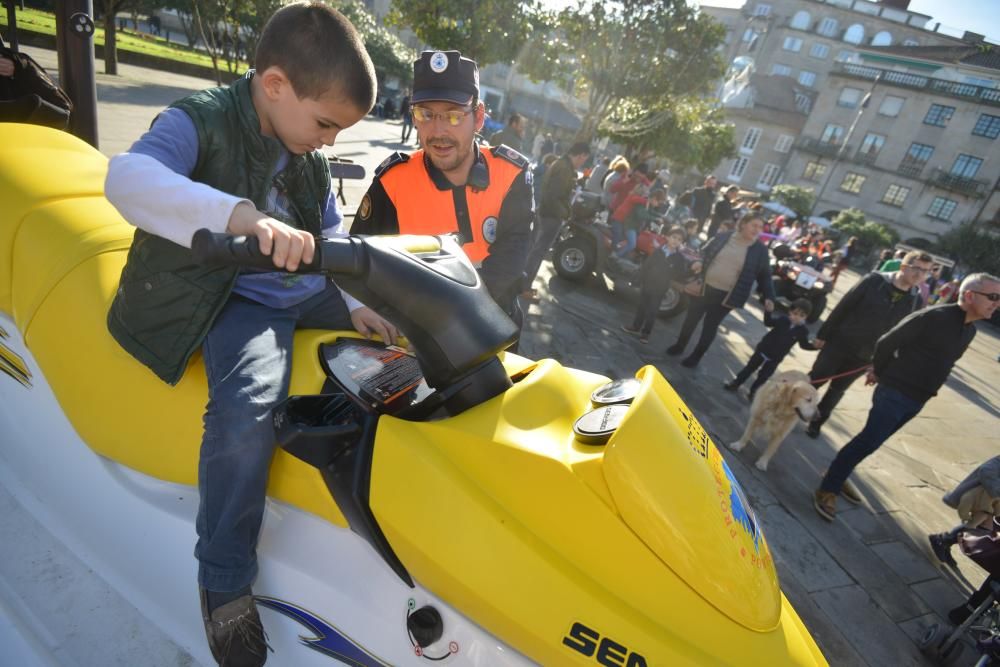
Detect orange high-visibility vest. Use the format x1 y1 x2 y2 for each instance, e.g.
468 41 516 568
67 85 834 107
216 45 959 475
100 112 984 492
379 149 524 263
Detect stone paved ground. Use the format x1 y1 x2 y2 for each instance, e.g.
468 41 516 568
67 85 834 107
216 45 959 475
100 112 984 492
27 45 1000 665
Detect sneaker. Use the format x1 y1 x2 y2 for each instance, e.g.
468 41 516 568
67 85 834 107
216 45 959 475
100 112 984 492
928 533 958 568
621 325 641 335
723 380 739 392
201 589 268 667
813 490 837 522
840 478 863 505
805 421 821 439
666 343 685 356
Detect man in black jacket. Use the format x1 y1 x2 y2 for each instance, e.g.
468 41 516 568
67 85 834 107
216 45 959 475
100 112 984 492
813 272 999 521
678 175 717 236
706 185 739 240
805 251 932 439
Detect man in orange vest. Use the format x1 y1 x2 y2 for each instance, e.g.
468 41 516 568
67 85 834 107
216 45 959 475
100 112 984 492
352 50 533 316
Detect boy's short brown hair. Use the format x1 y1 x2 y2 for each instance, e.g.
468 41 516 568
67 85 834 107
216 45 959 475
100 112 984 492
666 225 687 239
255 2 376 111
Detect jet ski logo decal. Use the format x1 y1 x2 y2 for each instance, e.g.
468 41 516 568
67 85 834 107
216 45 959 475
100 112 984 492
0 325 31 388
709 447 771 570
255 596 389 666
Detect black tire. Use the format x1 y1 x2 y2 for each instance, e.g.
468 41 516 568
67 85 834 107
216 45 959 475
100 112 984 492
658 288 689 320
553 237 596 282
807 293 827 324
918 623 947 658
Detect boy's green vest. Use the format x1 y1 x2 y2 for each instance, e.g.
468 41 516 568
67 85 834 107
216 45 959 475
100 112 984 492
107 74 332 385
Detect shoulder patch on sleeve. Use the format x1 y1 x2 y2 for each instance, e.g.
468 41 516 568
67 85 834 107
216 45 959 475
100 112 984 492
374 151 410 178
490 145 529 169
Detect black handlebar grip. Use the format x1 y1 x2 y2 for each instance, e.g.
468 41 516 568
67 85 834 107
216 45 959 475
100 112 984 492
190 228 322 272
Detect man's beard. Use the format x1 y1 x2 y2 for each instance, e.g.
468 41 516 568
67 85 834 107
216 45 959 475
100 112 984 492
424 136 469 173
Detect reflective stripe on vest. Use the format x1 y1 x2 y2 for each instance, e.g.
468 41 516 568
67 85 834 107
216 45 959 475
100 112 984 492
380 149 523 263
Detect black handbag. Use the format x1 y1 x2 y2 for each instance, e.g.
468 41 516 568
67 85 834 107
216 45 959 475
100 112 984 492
959 521 1000 576
0 46 73 128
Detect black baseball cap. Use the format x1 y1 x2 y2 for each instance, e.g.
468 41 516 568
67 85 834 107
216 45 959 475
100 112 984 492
411 50 479 105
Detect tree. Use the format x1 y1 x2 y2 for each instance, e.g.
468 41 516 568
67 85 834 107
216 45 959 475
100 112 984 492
521 0 725 141
334 1 414 85
937 222 1000 275
601 98 734 173
831 208 898 263
770 184 815 220
96 0 132 75
386 0 541 68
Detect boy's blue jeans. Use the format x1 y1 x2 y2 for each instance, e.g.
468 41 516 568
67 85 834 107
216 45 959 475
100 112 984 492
195 284 353 592
819 384 923 495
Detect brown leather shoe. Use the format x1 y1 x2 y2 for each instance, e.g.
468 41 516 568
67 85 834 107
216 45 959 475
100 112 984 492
813 490 837 522
200 588 268 666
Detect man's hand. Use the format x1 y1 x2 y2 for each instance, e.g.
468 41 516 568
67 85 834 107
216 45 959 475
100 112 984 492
351 307 399 346
0 56 15 78
690 261 703 273
812 338 826 349
864 369 878 386
226 202 314 271
764 299 775 313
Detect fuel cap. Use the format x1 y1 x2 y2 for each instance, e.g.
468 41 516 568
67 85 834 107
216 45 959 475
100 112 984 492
591 378 641 406
573 404 629 445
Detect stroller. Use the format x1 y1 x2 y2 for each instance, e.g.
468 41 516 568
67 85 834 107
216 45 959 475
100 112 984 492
920 518 1000 666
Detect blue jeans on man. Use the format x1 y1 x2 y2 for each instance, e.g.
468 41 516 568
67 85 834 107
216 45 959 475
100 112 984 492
195 284 353 593
819 384 924 495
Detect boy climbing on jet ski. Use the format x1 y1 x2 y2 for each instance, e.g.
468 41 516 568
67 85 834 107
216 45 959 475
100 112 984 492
103 4 395 664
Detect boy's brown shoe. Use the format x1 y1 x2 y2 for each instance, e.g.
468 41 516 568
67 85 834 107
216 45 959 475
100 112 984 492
813 490 837 522
200 588 268 667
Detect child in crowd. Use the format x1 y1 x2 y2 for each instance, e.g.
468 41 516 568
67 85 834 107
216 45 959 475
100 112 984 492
103 4 396 665
615 187 666 259
682 218 702 250
622 225 700 343
724 298 816 400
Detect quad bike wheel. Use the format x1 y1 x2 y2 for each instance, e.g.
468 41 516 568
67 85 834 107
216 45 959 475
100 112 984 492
553 237 596 281
658 287 689 320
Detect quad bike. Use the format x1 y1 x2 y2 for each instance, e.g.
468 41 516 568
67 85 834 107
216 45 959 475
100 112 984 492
551 195 697 320
769 244 833 324
0 125 826 666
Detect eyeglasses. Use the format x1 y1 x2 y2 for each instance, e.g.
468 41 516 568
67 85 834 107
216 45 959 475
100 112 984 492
970 290 1000 302
901 264 932 274
411 106 474 127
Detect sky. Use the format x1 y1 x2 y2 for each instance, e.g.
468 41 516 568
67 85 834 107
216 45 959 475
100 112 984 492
693 0 1000 42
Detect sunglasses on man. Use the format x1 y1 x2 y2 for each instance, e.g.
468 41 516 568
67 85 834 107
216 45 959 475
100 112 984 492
970 290 1000 302
411 106 474 127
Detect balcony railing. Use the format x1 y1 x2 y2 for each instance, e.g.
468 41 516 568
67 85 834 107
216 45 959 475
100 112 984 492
832 62 1000 108
852 150 879 166
795 136 845 158
929 168 989 198
897 161 926 179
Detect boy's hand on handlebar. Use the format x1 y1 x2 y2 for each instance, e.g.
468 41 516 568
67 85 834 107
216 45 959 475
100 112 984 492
226 202 315 271
0 57 14 77
351 307 399 346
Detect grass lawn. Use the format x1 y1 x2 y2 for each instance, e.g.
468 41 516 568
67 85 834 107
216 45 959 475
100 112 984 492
1 7 248 72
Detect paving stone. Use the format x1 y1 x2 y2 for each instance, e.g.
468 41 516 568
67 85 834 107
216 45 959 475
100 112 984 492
911 579 968 620
776 567 866 667
811 585 934 667
840 507 897 545
757 505 853 593
869 541 941 585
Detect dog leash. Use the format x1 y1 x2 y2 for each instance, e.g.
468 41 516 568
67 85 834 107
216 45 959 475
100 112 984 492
809 364 872 385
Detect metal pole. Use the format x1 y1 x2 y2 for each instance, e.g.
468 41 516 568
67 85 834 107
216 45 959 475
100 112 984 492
55 0 98 147
5 0 19 52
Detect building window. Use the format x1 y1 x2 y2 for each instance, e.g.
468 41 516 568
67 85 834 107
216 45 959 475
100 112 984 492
774 134 794 153
923 104 956 127
728 156 750 182
770 64 792 77
881 184 910 207
809 43 830 59
783 36 803 52
844 24 865 45
898 142 933 177
879 95 905 117
790 10 811 30
821 123 844 144
972 113 1000 139
871 31 893 46
794 92 813 113
753 3 772 16
757 163 781 190
798 70 817 87
742 28 757 43
859 133 885 156
741 127 762 154
835 50 855 63
927 197 958 221
951 154 983 179
803 161 827 182
817 17 839 37
839 172 866 194
838 87 863 108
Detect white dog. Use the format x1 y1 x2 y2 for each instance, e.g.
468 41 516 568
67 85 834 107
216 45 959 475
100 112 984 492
728 370 818 471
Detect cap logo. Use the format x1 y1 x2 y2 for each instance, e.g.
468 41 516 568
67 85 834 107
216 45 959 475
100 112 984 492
429 51 449 73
